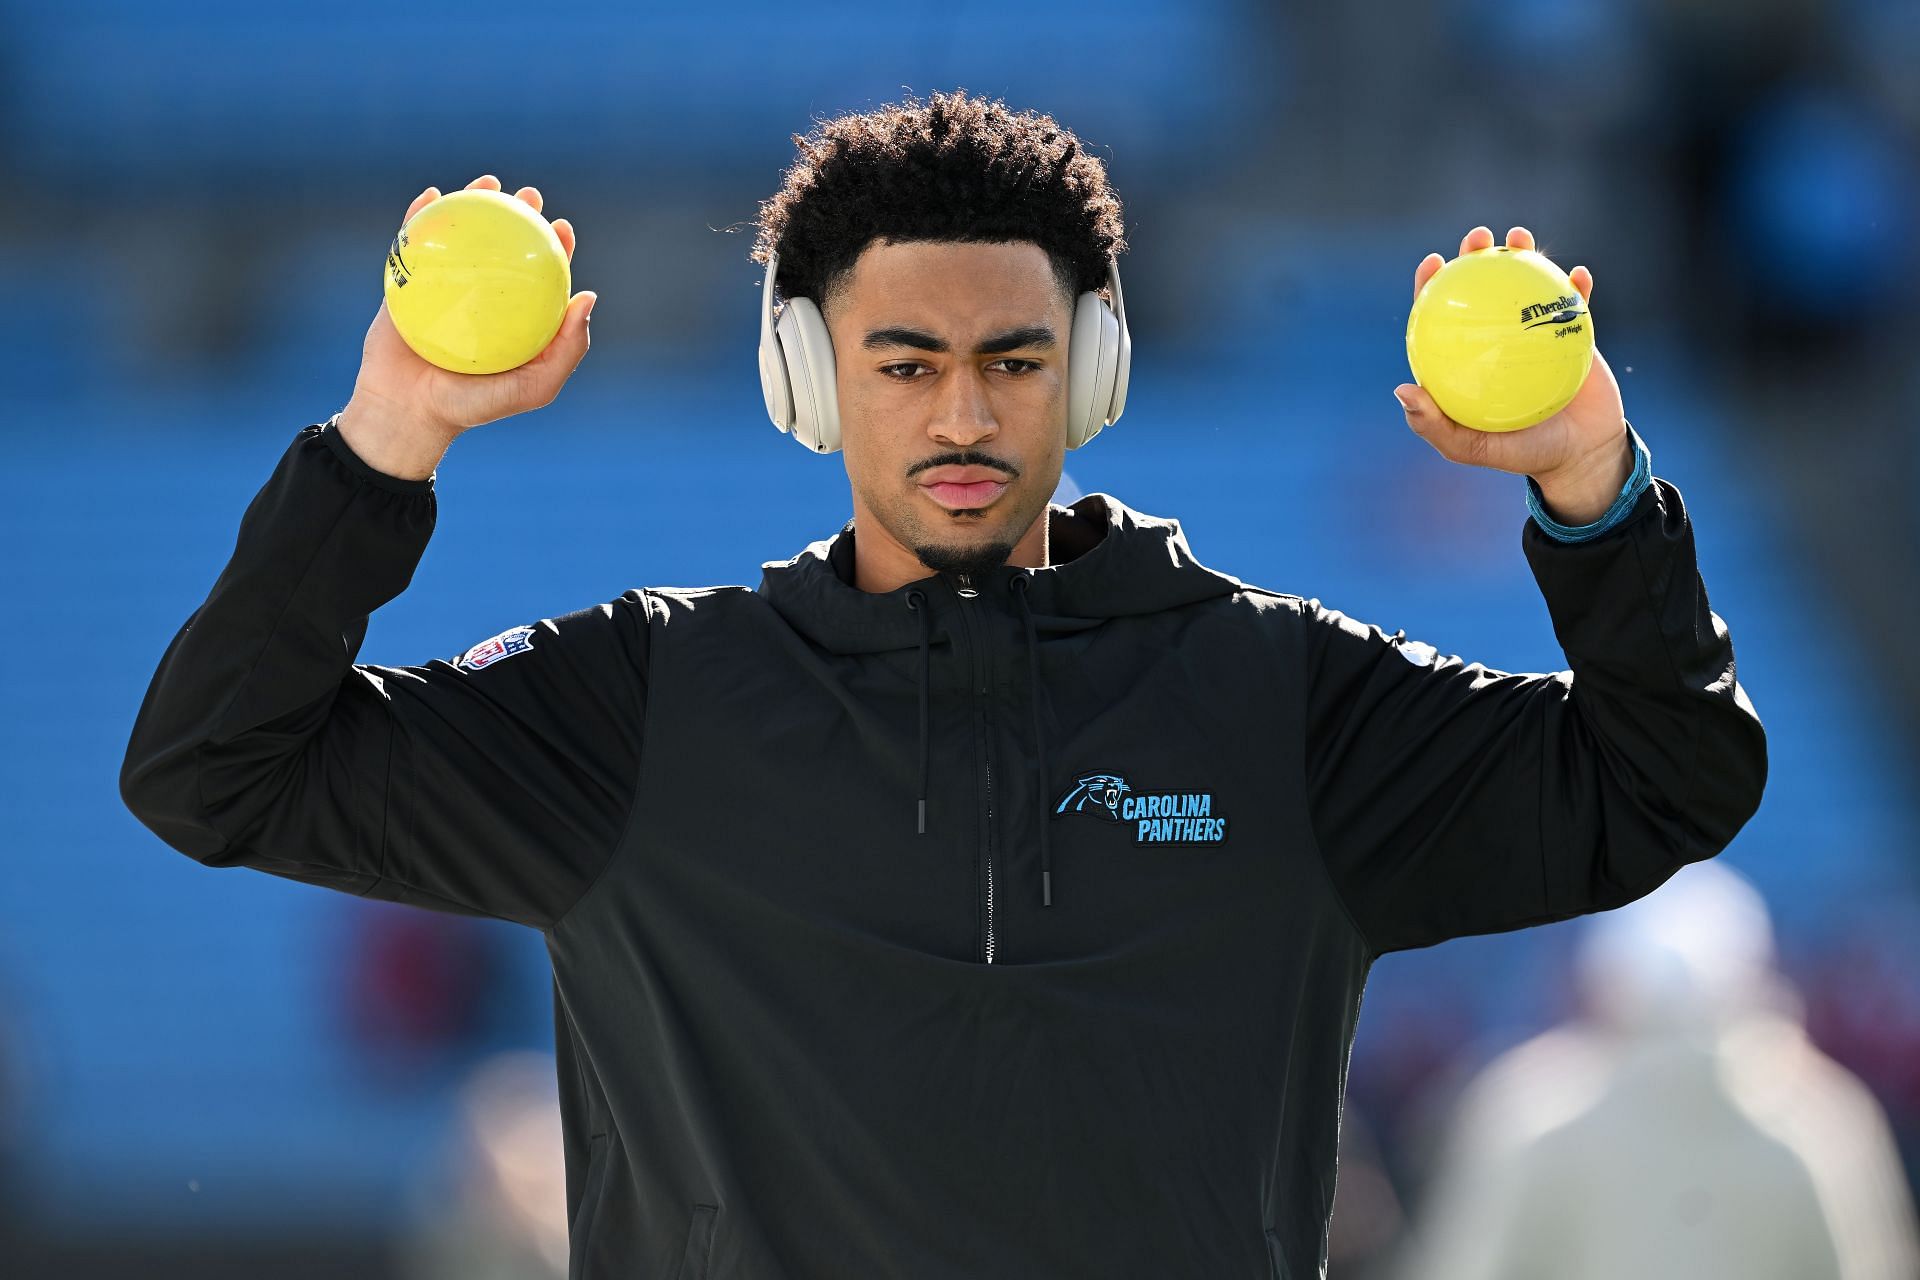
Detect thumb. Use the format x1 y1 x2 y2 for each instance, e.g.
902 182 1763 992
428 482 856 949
1394 382 1486 463
1394 383 1432 432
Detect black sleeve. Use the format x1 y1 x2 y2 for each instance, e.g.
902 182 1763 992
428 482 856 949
119 419 650 931
1300 474 1767 956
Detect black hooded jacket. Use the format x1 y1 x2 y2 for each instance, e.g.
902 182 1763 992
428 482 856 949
121 418 1767 1278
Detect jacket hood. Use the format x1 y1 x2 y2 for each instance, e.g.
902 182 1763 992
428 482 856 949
756 493 1245 911
756 492 1245 652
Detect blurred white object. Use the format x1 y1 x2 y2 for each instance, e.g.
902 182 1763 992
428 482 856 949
1398 860 1920 1280
395 1049 571 1280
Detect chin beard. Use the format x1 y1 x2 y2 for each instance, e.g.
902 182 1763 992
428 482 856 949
911 535 1018 579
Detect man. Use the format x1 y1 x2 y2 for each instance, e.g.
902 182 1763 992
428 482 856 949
121 91 1767 1278
1399 860 1920 1280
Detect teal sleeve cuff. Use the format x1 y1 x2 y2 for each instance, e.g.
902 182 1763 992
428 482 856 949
1525 421 1652 543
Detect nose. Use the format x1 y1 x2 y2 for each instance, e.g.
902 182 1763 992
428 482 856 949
927 364 998 449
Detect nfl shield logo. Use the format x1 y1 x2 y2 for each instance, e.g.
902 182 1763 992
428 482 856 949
459 624 536 671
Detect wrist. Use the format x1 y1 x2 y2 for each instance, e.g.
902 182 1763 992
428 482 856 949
1525 422 1653 543
1531 426 1634 527
335 394 455 482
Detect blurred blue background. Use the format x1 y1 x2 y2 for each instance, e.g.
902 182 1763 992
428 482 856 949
3 1 1918 1274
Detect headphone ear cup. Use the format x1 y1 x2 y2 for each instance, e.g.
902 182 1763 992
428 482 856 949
759 309 796 432
1065 290 1120 450
777 296 841 453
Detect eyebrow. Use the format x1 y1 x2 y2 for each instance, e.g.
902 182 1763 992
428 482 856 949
860 325 1057 355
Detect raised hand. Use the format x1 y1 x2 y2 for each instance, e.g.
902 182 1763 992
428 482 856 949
1392 226 1628 503
338 174 597 480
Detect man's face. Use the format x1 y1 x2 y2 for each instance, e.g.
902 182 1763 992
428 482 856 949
822 238 1073 581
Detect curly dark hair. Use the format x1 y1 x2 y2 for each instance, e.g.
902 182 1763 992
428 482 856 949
751 89 1127 315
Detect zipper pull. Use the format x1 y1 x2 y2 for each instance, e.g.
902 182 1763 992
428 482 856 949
954 573 978 600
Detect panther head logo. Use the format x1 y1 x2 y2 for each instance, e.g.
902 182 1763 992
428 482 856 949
1056 773 1131 822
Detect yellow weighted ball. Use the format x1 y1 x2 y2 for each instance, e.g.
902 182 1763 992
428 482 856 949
383 188 571 375
1405 246 1594 432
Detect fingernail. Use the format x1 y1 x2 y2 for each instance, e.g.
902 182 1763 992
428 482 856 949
583 293 598 320
1394 390 1416 413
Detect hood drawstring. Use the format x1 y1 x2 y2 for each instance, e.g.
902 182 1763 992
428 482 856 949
904 588 931 835
1009 574 1054 908
903 576 1054 907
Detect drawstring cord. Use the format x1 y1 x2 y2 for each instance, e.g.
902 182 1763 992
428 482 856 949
1009 574 1054 908
904 588 931 834
904 576 1053 907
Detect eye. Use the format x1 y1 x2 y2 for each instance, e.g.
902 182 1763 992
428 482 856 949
877 358 1040 381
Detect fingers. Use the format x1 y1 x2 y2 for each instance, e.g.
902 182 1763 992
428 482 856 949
1419 225 1589 301
1415 227 1531 299
403 173 499 223
406 177 570 253
462 176 537 215
1413 252 1445 298
502 183 568 259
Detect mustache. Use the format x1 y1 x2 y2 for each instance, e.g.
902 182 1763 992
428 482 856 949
906 451 1020 480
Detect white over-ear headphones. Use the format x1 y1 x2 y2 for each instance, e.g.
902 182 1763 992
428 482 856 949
757 248 1132 454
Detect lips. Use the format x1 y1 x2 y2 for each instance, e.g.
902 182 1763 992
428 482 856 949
916 464 1012 511
921 480 1009 510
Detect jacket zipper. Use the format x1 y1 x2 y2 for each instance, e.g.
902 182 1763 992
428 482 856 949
952 573 995 964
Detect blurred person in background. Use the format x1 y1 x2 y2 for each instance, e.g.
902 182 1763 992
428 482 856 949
338 900 512 1086
1326 1109 1408 1276
1799 902 1920 1192
395 1050 570 1280
1395 859 1920 1280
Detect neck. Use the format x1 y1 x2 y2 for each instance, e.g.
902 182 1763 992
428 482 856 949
851 507 1051 594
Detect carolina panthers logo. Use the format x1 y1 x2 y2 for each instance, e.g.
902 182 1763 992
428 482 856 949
1054 770 1228 844
1055 773 1131 822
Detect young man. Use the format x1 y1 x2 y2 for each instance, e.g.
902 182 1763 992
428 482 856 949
122 91 1767 1278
